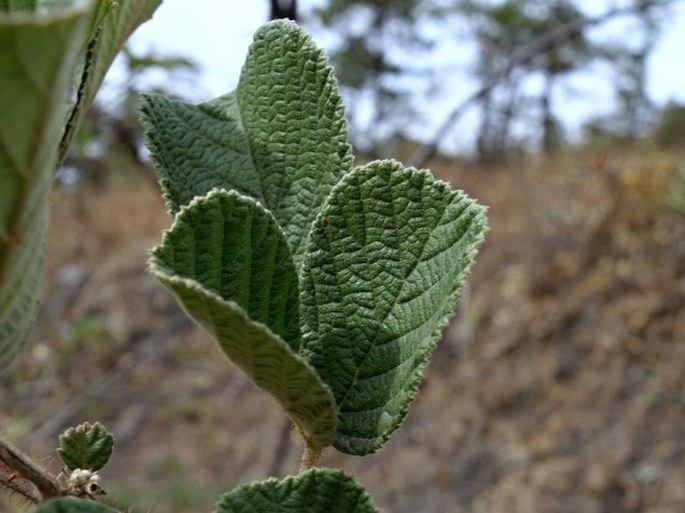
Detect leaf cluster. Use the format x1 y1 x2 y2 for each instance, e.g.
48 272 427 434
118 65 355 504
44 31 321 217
141 17 487 467
2 12 487 513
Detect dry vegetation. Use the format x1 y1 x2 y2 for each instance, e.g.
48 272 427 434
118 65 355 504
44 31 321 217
1 146 684 513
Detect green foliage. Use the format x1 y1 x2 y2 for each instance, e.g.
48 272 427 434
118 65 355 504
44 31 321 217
141 20 352 271
0 1 89 370
149 190 337 449
652 102 685 149
143 19 487 459
58 422 114 472
300 160 486 454
58 0 162 164
0 0 160 371
69 315 107 345
463 0 587 73
215 468 377 513
2 15 487 513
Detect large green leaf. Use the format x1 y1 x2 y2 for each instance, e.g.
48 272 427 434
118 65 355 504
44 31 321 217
0 1 90 369
140 20 353 270
58 0 161 163
215 468 378 513
35 497 117 513
300 160 488 454
149 190 336 448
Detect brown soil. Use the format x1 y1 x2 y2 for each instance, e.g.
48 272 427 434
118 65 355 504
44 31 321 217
2 147 684 513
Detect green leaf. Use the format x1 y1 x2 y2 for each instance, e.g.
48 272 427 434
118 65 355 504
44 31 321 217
140 19 353 270
0 1 90 370
215 468 378 513
149 189 336 448
300 160 487 454
58 422 114 471
58 0 161 163
35 497 117 513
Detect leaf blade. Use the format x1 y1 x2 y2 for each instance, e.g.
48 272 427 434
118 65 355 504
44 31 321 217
0 1 90 370
149 190 336 448
140 92 259 217
300 160 487 454
215 468 378 513
58 422 114 472
140 20 353 270
58 0 161 163
236 20 353 265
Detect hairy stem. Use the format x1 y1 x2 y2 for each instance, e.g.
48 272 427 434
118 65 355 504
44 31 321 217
0 434 62 500
295 423 323 472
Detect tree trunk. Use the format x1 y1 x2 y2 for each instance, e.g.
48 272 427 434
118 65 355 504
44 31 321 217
541 73 559 152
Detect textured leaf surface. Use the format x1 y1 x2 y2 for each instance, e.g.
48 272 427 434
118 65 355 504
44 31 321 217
301 160 487 454
58 422 114 471
35 497 117 513
141 20 352 269
149 190 336 447
58 0 160 163
215 468 377 513
0 1 89 369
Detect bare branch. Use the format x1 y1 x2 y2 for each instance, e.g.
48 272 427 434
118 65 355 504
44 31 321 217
408 0 680 168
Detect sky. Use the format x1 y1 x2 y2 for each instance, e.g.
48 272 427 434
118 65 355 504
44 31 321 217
104 0 685 153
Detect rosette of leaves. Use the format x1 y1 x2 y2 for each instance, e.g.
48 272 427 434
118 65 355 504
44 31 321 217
142 19 487 465
0 0 160 371
58 422 114 472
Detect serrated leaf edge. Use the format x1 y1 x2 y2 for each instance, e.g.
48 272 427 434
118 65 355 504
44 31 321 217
301 159 488 454
149 189 338 448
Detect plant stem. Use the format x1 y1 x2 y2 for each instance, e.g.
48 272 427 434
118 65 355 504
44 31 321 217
0 434 62 499
294 423 323 472
298 441 322 473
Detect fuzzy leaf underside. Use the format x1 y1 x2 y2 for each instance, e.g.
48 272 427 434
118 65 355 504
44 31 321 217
58 422 114 472
0 2 89 369
59 0 161 163
35 497 117 513
140 20 353 270
301 160 488 454
149 190 336 448
215 468 378 513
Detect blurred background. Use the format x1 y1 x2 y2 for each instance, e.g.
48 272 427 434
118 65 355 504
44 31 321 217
1 1 684 512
